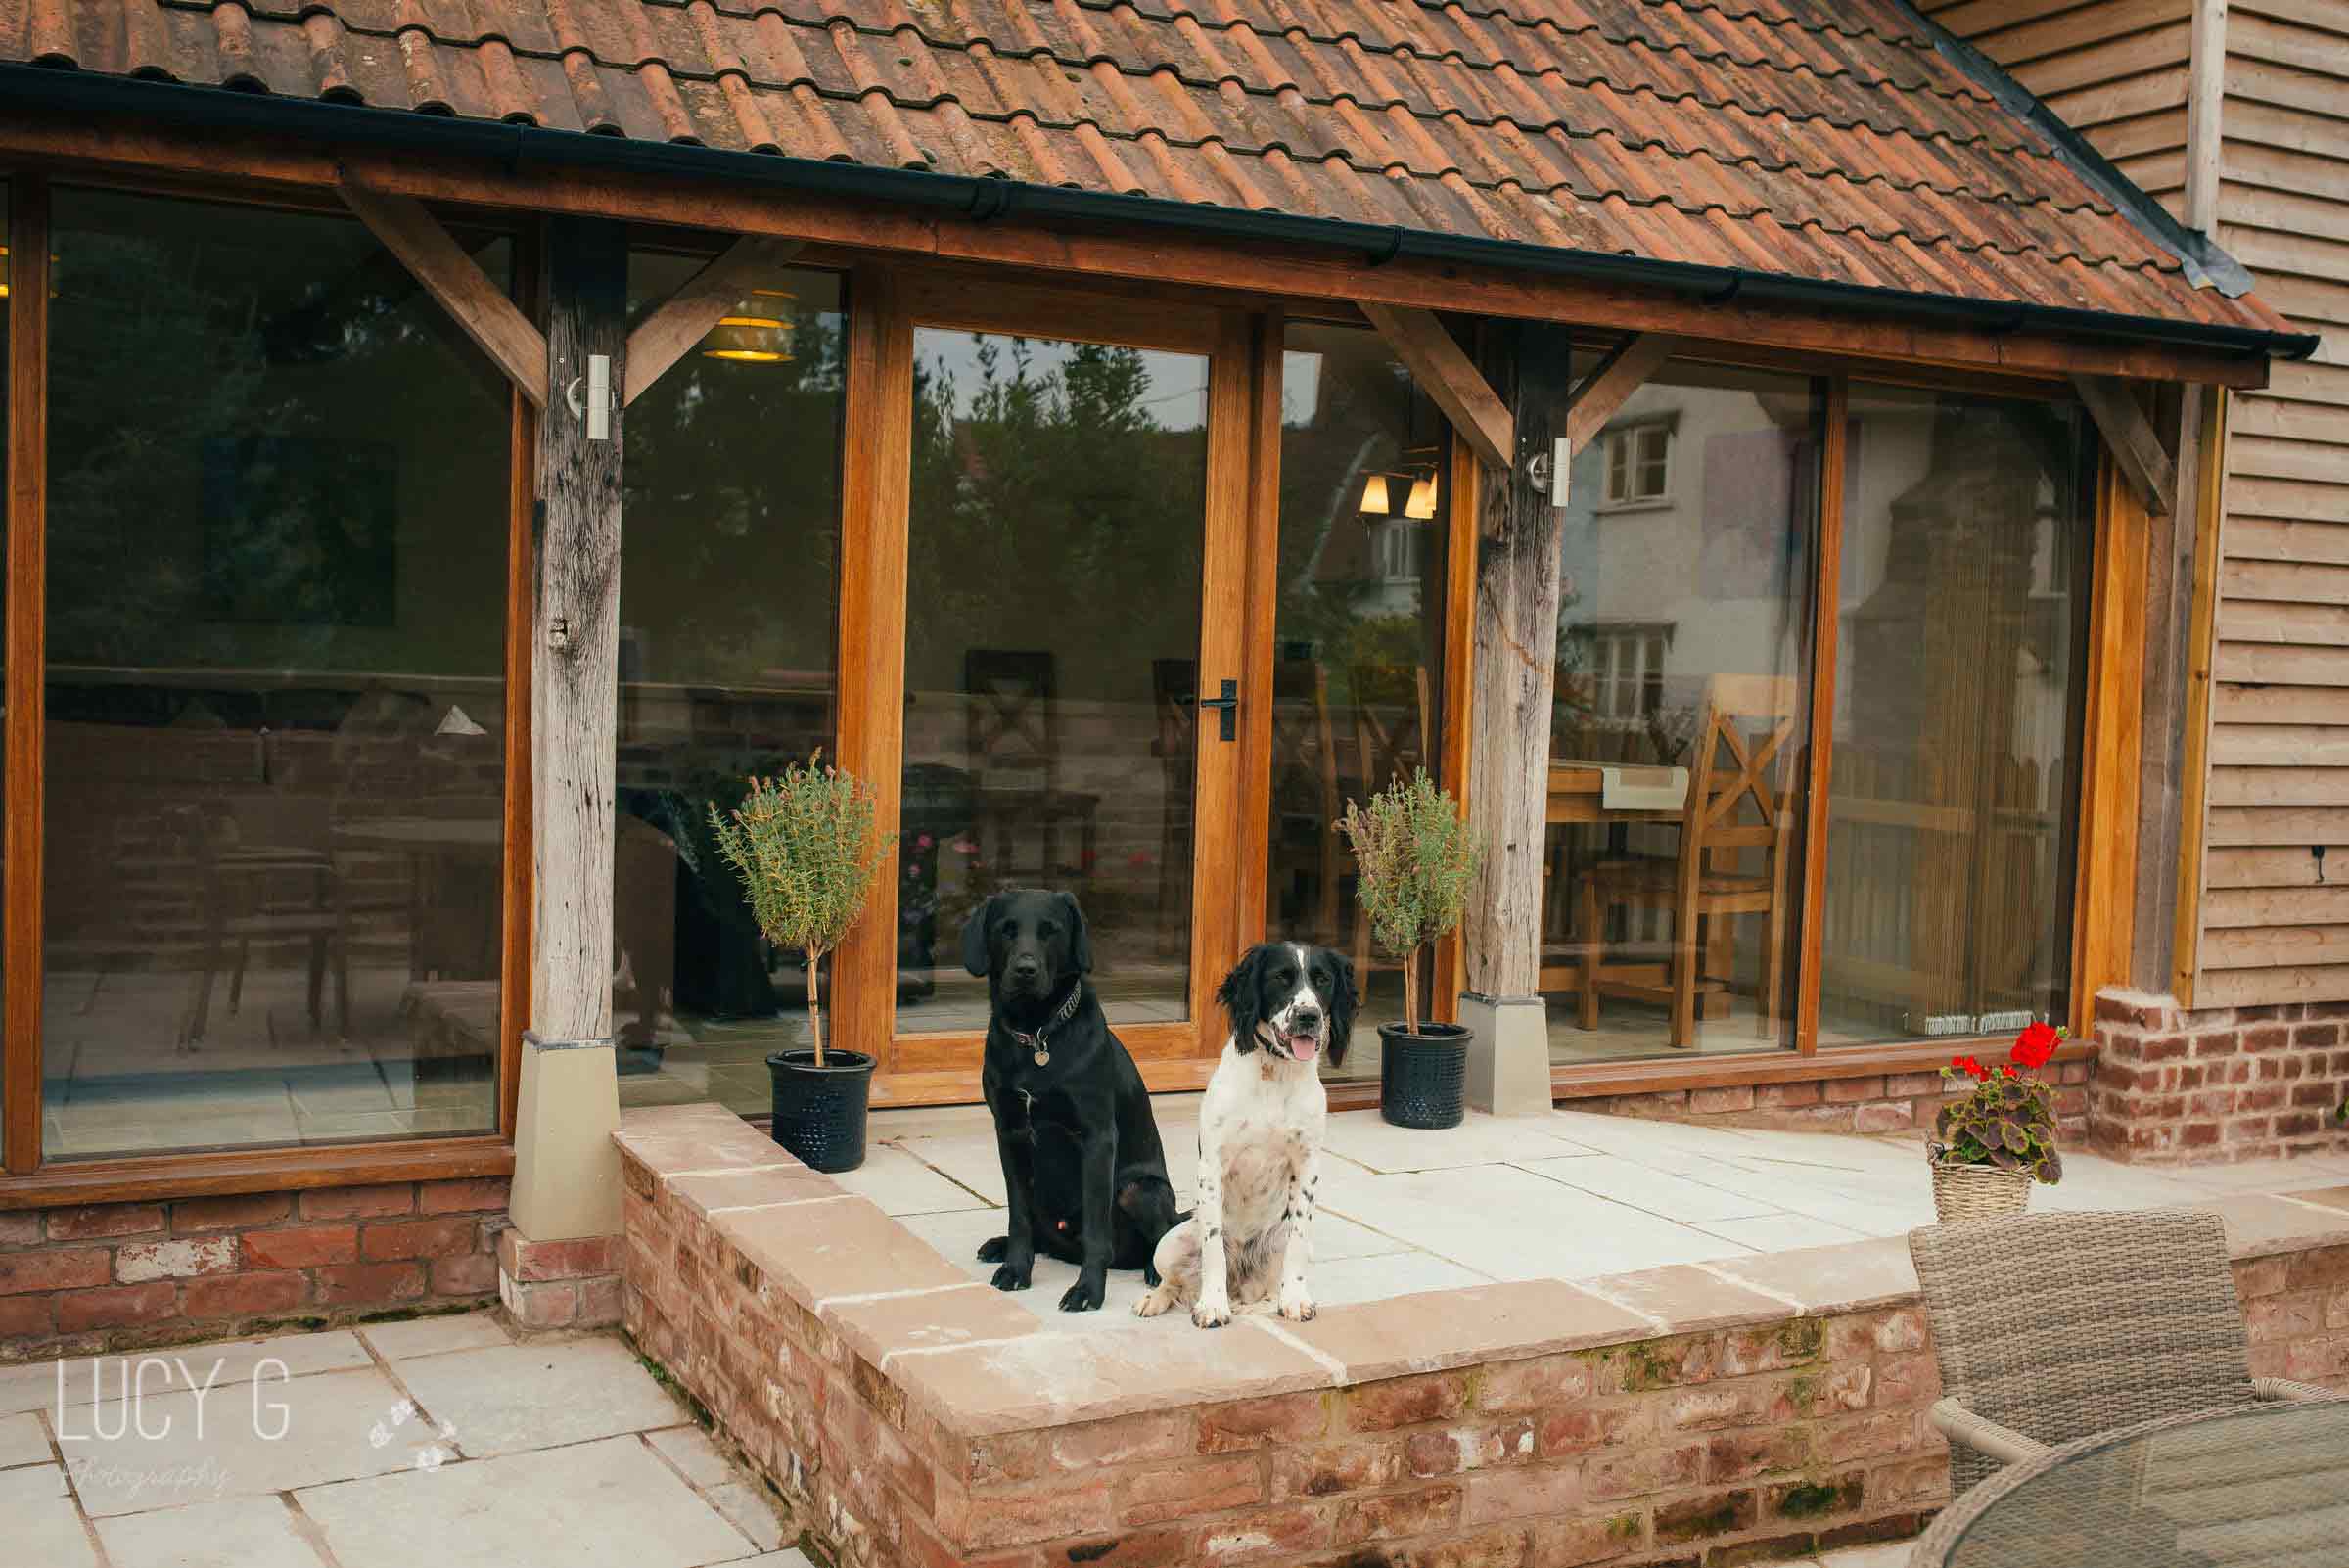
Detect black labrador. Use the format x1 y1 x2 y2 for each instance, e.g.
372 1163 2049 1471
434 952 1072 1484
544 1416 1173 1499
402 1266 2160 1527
962 889 1179 1312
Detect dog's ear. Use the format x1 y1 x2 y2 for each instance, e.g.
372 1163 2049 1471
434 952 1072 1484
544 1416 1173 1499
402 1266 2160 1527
1218 945 1268 1053
959 895 999 978
1326 949 1359 1071
1059 891 1093 975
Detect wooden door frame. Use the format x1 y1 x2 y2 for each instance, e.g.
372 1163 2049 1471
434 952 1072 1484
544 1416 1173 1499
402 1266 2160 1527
831 264 1262 1106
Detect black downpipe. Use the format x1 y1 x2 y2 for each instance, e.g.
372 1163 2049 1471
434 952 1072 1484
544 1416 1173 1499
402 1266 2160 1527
0 63 2318 363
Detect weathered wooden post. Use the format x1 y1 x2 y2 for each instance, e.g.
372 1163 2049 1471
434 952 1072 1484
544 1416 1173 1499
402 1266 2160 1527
503 216 628 1326
1460 325 1665 1112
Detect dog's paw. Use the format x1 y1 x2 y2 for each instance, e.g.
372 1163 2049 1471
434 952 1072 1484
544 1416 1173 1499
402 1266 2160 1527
989 1262 1032 1292
1277 1287 1317 1323
1191 1294 1232 1330
1133 1287 1174 1318
1058 1276 1106 1314
976 1236 1009 1263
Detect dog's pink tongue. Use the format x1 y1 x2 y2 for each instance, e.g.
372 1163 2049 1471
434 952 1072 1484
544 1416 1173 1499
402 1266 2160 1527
1286 1033 1320 1059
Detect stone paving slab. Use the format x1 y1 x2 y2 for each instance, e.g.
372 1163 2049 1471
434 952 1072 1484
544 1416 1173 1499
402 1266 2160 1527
391 1338 689 1459
298 1432 756 1568
94 1494 330 1568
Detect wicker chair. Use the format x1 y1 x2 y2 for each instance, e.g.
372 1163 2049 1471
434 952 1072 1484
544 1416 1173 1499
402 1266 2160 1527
1910 1210 2335 1498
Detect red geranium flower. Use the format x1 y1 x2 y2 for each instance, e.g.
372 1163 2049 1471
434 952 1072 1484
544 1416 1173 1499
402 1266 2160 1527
2012 1021 2059 1071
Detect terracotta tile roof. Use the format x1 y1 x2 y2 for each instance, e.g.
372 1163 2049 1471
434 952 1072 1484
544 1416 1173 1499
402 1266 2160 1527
0 0 2295 340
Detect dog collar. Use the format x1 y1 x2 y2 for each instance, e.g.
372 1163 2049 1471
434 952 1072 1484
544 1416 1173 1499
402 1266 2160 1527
1008 983 1082 1068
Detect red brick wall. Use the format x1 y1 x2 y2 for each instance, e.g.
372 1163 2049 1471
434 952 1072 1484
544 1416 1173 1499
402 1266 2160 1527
0 1176 509 1362
2091 992 2349 1164
1566 1060 2093 1142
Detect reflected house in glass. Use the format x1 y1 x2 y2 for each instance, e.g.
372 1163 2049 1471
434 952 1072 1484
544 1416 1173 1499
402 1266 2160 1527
0 0 2335 1360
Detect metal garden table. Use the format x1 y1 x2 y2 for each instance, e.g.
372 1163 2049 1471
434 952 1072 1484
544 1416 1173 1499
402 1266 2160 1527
1912 1397 2349 1568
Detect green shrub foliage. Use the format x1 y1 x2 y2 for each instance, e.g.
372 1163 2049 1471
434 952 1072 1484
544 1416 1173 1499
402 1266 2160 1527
1935 1061 2063 1184
1335 768 1480 1035
708 755 892 1064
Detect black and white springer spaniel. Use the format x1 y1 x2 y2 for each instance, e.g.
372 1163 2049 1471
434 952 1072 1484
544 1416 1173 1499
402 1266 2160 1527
1135 943 1357 1328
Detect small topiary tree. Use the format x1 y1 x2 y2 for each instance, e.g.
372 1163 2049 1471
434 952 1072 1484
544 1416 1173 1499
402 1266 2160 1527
708 754 893 1065
1336 768 1481 1036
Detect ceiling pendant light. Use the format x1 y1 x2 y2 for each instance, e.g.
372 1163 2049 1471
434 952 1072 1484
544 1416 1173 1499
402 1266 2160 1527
1404 472 1438 520
700 288 796 363
1359 473 1392 516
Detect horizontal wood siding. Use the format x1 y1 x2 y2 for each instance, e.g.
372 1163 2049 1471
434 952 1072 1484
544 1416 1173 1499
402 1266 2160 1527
2203 3 2349 1004
1926 0 2194 220
1937 1 2349 1007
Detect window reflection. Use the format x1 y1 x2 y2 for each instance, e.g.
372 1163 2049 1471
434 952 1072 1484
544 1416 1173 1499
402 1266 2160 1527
1272 323 1450 1078
1544 361 1820 1063
897 329 1210 1032
41 189 511 1156
1819 386 2091 1042
611 256 846 1115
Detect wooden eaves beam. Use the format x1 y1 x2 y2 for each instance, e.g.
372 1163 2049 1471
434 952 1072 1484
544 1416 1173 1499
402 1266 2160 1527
1566 333 1674 449
2071 373 2178 516
340 182 549 408
623 236 806 406
1360 301 1514 471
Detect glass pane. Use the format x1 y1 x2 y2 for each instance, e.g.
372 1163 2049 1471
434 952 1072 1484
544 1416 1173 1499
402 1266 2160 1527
42 189 511 1157
1819 385 2093 1044
1 182 9 1156
1544 361 1821 1065
1270 322 1450 1080
613 255 846 1114
898 328 1208 1032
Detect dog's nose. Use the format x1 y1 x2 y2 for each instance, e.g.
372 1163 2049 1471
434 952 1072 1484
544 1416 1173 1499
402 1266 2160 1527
1011 957 1040 978
1292 1005 1321 1026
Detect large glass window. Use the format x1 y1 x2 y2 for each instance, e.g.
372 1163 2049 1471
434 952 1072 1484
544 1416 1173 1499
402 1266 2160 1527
611 255 846 1115
896 327 1211 1033
1819 385 2093 1043
1543 361 1822 1064
1271 322 1451 1079
41 189 512 1157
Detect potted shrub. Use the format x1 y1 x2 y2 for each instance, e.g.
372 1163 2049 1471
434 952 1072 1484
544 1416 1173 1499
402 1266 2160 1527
1337 768 1482 1130
1928 1021 2065 1222
709 756 893 1172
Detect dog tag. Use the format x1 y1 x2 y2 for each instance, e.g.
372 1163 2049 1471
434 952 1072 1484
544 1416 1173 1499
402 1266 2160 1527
1032 1047 1049 1069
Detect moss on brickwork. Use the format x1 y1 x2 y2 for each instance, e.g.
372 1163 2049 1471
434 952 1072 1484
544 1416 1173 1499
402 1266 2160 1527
1773 1472 1865 1520
1772 1318 1823 1361
1608 1512 1644 1541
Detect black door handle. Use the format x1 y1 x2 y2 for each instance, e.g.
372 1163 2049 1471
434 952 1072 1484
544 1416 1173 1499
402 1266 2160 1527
1196 679 1239 742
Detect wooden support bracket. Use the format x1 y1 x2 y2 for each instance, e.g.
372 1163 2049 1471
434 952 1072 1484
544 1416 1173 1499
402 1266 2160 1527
1360 301 1514 471
2071 373 2177 516
341 182 549 408
623 236 806 406
1565 333 1673 449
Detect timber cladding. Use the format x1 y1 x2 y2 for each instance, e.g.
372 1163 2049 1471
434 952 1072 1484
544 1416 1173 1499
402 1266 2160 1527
1938 0 2349 1013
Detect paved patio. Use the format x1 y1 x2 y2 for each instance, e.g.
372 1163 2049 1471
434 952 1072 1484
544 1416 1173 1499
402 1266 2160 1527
0 1311 810 1568
850 1100 2349 1330
0 1302 1926 1568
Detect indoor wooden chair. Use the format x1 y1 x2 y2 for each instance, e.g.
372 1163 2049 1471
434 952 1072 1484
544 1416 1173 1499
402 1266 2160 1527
1269 658 1342 945
963 649 1097 883
1575 673 1797 1048
1149 658 1197 954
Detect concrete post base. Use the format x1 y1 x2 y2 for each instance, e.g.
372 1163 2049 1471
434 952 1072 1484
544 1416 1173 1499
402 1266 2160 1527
1460 992 1553 1116
507 1030 622 1243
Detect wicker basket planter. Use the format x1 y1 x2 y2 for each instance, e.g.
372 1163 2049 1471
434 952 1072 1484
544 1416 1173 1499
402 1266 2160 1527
1929 1157 2035 1223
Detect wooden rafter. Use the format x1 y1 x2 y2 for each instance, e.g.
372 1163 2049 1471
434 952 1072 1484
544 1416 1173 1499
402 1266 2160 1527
340 182 549 408
2071 373 2178 516
1565 333 1673 448
1360 301 1514 471
623 236 806 406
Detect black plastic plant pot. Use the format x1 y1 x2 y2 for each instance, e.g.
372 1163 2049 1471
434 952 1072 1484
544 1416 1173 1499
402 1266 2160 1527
766 1048 876 1173
1378 1022 1471 1130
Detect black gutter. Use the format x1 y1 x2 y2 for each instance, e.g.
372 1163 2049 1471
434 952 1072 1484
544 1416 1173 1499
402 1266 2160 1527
0 62 2319 364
